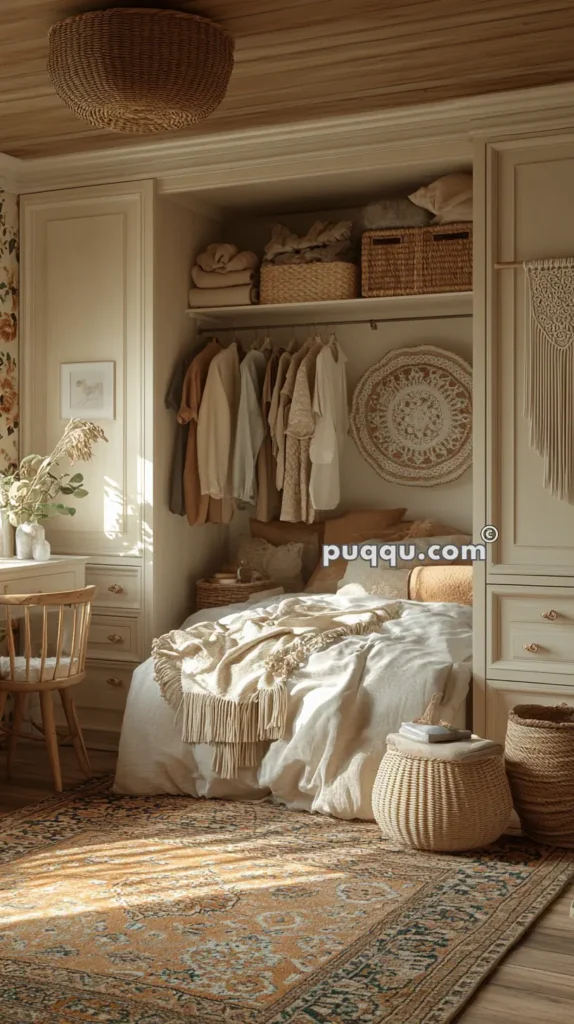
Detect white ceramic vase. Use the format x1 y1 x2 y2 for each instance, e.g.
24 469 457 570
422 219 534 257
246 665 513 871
15 522 46 561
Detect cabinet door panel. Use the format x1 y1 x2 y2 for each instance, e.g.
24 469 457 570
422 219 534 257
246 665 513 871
485 678 574 746
489 139 574 575
21 182 153 558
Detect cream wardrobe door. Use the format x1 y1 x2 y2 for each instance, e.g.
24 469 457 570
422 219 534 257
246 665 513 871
487 136 574 577
21 181 153 558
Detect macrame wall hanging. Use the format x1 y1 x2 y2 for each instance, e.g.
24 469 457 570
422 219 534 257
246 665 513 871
524 258 574 502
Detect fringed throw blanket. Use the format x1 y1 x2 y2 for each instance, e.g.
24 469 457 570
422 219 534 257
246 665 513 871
525 258 574 501
152 596 399 778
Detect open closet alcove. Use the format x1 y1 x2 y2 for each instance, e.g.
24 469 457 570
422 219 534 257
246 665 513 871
18 100 574 751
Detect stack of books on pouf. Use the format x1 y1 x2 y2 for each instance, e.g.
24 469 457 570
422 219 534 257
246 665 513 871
372 699 512 851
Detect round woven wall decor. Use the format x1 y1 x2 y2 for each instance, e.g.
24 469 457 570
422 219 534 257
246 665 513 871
350 345 472 486
48 8 235 134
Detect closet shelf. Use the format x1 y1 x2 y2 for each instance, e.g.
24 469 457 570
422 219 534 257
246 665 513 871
186 291 473 329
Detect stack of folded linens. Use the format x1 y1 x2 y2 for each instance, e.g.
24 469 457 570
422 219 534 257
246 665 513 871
189 244 259 307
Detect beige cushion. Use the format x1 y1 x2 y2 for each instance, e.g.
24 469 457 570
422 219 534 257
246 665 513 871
0 656 79 683
250 519 323 582
323 508 406 546
409 173 473 224
238 537 304 592
387 732 503 762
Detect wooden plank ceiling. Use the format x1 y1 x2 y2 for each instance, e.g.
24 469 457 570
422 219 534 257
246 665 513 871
1 0 574 159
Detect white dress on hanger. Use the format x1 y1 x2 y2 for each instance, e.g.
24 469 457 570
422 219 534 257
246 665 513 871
232 348 267 504
197 342 241 500
309 341 349 511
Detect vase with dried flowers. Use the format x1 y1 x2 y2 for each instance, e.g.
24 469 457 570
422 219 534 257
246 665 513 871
0 419 108 560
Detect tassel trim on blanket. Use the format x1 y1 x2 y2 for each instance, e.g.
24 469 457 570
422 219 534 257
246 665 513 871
524 258 574 502
152 607 395 778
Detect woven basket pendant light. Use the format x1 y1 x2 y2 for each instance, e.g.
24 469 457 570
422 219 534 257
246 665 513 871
47 8 234 134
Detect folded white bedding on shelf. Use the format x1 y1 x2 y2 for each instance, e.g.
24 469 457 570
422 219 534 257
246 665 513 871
115 592 472 820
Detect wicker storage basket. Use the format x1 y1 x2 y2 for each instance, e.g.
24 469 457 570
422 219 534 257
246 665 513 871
196 577 274 610
505 704 574 847
372 744 512 852
48 9 234 133
260 263 359 305
361 222 473 297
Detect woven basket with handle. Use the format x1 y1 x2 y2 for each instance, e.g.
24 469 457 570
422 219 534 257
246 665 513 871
260 262 359 304
48 9 234 134
372 694 512 851
361 222 472 297
505 703 574 847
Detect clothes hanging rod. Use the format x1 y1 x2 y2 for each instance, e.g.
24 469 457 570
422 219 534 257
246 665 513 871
197 312 471 333
494 261 523 269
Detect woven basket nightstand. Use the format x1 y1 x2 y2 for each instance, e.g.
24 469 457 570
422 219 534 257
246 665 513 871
372 732 512 852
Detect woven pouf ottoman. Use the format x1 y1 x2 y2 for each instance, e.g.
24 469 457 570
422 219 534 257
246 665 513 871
505 704 574 847
372 732 513 852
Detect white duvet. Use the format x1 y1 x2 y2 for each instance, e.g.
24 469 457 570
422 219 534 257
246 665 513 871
114 592 472 820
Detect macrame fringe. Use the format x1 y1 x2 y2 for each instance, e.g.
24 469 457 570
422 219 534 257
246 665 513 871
525 260 574 502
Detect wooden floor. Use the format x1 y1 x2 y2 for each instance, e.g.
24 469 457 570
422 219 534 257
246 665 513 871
0 742 572 1023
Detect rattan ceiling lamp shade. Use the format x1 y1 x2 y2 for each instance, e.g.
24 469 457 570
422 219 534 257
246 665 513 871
47 8 234 134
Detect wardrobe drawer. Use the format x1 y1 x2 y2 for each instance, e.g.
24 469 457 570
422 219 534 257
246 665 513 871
88 613 141 661
74 661 136 712
485 679 574 746
86 565 142 611
488 586 574 680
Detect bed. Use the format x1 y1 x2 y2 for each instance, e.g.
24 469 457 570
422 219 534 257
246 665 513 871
114 585 473 820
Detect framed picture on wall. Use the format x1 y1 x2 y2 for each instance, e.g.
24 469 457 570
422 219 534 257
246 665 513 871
60 361 116 420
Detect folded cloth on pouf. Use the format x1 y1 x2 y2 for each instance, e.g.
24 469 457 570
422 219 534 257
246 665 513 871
408 564 473 605
188 284 259 307
191 266 257 289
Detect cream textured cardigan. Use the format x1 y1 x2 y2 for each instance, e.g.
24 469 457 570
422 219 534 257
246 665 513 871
197 343 241 500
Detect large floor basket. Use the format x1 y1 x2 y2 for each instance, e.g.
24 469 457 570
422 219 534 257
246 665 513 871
505 703 574 846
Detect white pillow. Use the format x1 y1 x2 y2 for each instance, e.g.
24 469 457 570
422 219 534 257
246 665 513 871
409 173 473 224
339 534 473 592
238 537 304 592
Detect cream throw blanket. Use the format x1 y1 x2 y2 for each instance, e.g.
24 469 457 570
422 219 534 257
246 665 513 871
152 595 400 777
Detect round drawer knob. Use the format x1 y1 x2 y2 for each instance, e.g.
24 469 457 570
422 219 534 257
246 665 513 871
542 609 558 620
106 677 123 688
107 633 123 644
108 584 125 594
523 643 540 653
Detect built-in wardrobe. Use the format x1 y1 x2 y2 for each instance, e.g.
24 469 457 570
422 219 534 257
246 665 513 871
473 133 574 742
18 104 574 749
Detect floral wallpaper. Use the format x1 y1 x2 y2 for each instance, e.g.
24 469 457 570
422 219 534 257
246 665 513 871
0 189 18 472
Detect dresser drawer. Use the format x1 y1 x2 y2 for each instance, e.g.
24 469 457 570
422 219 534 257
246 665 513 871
488 585 574 680
86 565 142 611
2 571 77 595
73 661 136 712
88 613 141 661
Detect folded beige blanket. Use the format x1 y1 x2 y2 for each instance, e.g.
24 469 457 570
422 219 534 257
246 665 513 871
191 266 256 289
188 285 258 308
152 595 399 777
388 732 503 763
196 243 259 274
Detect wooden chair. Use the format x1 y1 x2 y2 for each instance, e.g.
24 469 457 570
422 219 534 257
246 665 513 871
0 586 96 792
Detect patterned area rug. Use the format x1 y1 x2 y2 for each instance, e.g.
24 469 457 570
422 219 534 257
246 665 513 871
1 778 573 1024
